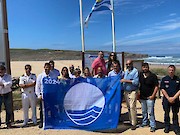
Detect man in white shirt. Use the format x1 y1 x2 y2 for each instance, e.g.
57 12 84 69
0 65 13 128
35 63 54 128
69 65 75 78
19 64 37 127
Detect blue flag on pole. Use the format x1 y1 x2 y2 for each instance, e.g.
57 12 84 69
43 75 121 131
85 0 112 25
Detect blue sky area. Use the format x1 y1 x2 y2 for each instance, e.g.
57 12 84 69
6 0 180 55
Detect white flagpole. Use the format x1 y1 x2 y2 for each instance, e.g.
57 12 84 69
111 0 116 52
79 0 85 70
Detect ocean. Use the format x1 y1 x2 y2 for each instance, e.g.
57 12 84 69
142 55 180 65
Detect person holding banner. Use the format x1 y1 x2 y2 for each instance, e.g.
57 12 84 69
19 64 37 127
91 51 107 76
49 60 60 78
108 60 124 97
94 67 106 78
121 59 139 130
0 65 13 128
108 60 123 78
59 67 70 80
35 63 54 128
83 67 92 78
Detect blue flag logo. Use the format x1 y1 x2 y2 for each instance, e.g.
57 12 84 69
43 75 121 130
64 82 105 126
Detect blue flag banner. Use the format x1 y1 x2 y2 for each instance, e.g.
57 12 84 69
85 0 112 25
43 75 121 131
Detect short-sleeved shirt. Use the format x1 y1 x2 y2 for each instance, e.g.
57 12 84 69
139 71 159 100
19 73 36 93
91 57 107 75
51 68 60 78
160 75 180 97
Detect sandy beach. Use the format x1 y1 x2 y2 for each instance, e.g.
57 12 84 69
0 60 179 135
0 99 179 135
10 60 82 77
10 60 180 78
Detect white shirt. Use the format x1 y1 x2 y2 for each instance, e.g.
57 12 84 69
0 73 12 94
69 73 76 78
19 73 36 93
35 71 54 98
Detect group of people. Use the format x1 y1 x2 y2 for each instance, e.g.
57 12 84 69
0 51 179 135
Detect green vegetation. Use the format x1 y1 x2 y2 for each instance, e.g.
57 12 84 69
13 89 22 110
151 68 180 77
10 49 148 61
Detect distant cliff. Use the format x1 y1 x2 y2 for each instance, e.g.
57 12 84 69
10 49 148 61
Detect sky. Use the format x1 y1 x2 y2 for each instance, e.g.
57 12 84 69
6 0 180 56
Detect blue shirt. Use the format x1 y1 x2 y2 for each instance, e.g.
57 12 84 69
51 68 60 78
108 70 124 90
123 67 139 91
108 70 124 78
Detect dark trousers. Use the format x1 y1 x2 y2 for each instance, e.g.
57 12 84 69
162 97 179 130
0 92 13 126
39 100 43 125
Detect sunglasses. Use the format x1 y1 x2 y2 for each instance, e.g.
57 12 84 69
126 63 132 66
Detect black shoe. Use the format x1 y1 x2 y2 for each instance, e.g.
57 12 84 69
39 123 43 128
131 125 136 130
6 124 12 129
174 129 180 135
164 127 170 133
150 127 156 132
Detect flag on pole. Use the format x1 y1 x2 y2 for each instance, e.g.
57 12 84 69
85 0 112 25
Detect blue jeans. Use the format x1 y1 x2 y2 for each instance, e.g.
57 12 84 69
140 99 156 128
0 92 13 126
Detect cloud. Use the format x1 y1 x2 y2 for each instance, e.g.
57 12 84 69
115 0 166 15
120 17 180 40
118 34 180 46
169 13 177 17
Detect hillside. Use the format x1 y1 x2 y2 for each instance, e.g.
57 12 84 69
10 49 81 61
10 49 148 61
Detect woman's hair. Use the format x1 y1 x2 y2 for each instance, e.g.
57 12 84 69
108 52 117 61
61 66 70 78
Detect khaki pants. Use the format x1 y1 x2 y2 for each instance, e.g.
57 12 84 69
124 91 137 126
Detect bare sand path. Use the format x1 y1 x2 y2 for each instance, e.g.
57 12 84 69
0 99 179 135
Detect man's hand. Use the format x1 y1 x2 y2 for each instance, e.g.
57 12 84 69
120 79 125 83
168 97 175 103
38 95 43 100
148 95 155 100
